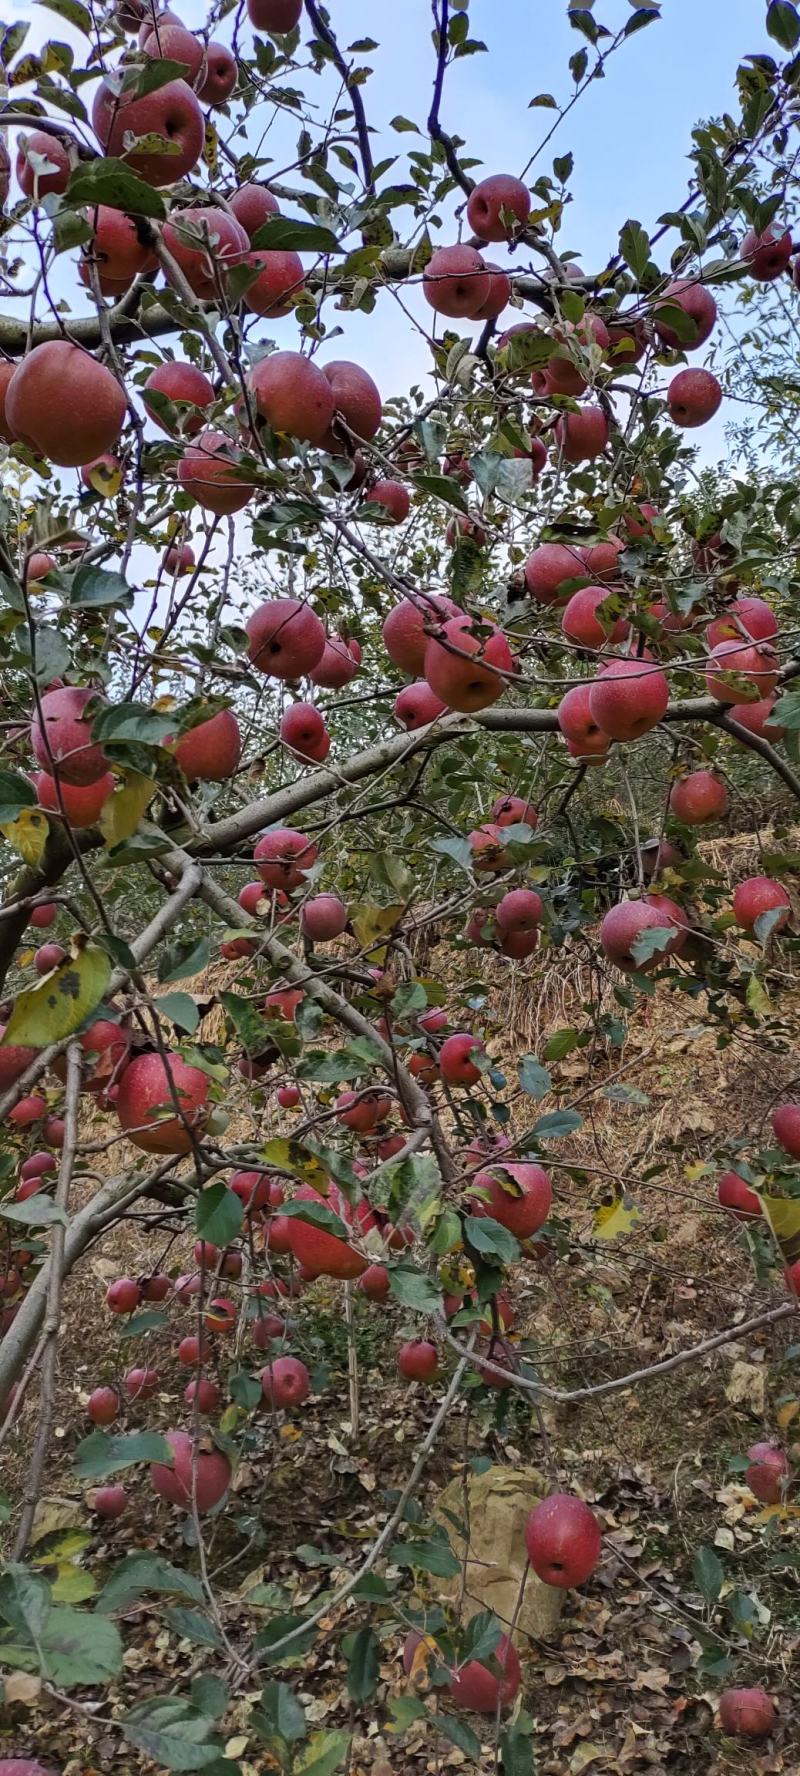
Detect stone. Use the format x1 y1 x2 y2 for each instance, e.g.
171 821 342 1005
433 1462 564 1644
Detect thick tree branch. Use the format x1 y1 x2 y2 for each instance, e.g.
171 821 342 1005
304 0 375 194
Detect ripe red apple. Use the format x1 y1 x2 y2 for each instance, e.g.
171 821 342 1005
423 614 514 714
600 900 676 972
742 223 793 280
589 658 669 740
554 405 609 462
247 596 326 678
16 130 70 199
279 701 330 764
490 794 538 829
772 1102 800 1158
467 173 530 241
178 1333 212 1366
19 1152 57 1183
309 635 361 689
667 367 722 427
252 1311 287 1349
173 709 242 782
705 638 778 703
115 1051 210 1154
141 1272 171 1301
31 687 109 787
7 341 125 469
382 593 458 675
622 502 660 538
106 1277 141 1314
9 1095 47 1129
523 540 589 603
397 1339 439 1381
733 876 791 933
276 1083 300 1109
198 41 237 103
321 359 382 449
248 350 335 445
471 1161 551 1237
34 942 65 974
728 697 784 740
92 1484 128 1519
669 770 728 825
247 0 302 26
301 894 348 942
336 1089 391 1131
474 262 512 320
185 1376 221 1413
261 1355 310 1407
394 681 448 729
80 453 122 496
495 889 543 934
141 18 204 78
82 205 158 292
87 1385 120 1426
254 826 317 889
164 541 194 575
718 1686 776 1737
178 429 254 515
525 1492 601 1587
445 514 488 549
285 1183 367 1279
243 248 304 316
449 1632 520 1713
744 1441 790 1504
562 585 628 648
205 1297 236 1335
143 361 215 434
150 1427 232 1513
358 1263 391 1302
0 1028 37 1092
468 824 510 873
364 479 411 523
265 984 305 1022
230 181 280 238
706 596 777 646
653 277 717 349
123 1366 159 1402
440 1032 485 1085
718 1171 761 1220
556 684 610 757
423 245 491 318
29 901 56 929
92 78 204 185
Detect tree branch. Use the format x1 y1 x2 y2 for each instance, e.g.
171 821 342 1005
304 0 375 194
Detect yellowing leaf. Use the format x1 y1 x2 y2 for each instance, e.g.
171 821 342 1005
593 1195 642 1241
0 806 49 867
761 1194 800 1257
85 458 122 498
1 943 111 1048
203 119 218 173
746 973 771 1017
261 1136 328 1191
51 1564 96 1603
349 902 403 959
776 1399 800 1430
99 770 153 848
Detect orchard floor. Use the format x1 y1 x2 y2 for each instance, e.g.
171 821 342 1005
2 831 800 1774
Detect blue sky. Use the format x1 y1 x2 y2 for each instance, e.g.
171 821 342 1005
7 0 773 490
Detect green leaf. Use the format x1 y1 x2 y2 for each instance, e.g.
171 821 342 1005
0 771 36 824
693 1544 723 1603
0 1565 51 1639
219 989 275 1057
65 158 167 219
411 472 470 514
98 1552 204 1615
74 1429 173 1482
159 935 214 983
466 1216 520 1264
196 1182 244 1248
33 627 71 686
391 1536 460 1578
280 1198 349 1239
127 56 200 98
256 1679 307 1744
431 1714 483 1760
0 1605 122 1688
499 1710 536 1775
122 1697 222 1771
93 702 175 746
518 1055 552 1097
191 1673 229 1719
39 0 92 32
255 1612 319 1659
69 565 134 609
118 1308 169 1338
157 992 200 1035
165 1606 223 1650
390 113 420 131
429 835 473 872
250 215 340 253
1 945 111 1048
531 1108 582 1139
346 1626 379 1702
630 924 675 965
767 0 800 50
542 1028 580 1062
387 1263 442 1314
295 1729 351 1776
0 1195 67 1228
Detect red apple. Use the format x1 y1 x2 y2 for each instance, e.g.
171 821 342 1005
115 1051 210 1155
733 876 790 933
667 367 722 427
423 245 491 318
173 709 242 782
261 1355 310 1407
247 597 326 678
467 174 530 241
718 1171 761 1220
589 658 669 741
8 342 125 470
92 77 204 186
525 1492 601 1587
150 1427 232 1513
397 1339 438 1381
718 1686 776 1737
744 1441 789 1504
669 770 728 825
254 826 317 889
